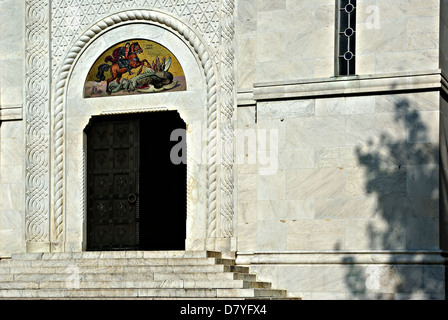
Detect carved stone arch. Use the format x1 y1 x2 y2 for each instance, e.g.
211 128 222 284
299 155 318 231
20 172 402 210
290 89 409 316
52 9 224 252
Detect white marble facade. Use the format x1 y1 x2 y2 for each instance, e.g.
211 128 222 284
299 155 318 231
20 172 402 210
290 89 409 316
0 0 447 299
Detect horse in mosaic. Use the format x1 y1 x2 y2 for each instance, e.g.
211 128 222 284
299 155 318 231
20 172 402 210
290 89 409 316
96 42 151 94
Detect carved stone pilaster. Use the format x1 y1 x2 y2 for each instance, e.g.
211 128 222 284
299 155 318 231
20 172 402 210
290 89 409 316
219 0 236 247
25 0 51 252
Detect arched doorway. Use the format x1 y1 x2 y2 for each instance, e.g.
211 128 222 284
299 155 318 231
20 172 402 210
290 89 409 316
85 111 187 251
61 20 216 253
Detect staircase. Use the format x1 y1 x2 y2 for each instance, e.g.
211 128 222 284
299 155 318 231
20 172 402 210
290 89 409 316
0 251 291 300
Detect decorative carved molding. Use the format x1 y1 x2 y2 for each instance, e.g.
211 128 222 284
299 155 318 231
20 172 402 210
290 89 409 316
52 9 221 245
79 146 86 223
219 0 236 239
51 0 221 76
25 0 51 245
101 107 168 115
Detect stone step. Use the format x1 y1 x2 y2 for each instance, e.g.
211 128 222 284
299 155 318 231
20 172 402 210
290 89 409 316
0 288 287 299
154 272 257 281
0 271 257 282
0 257 235 268
0 250 294 300
9 251 222 260
0 264 250 275
0 271 257 283
0 279 272 290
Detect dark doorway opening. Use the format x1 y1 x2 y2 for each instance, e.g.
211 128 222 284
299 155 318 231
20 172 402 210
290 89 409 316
85 111 187 251
139 111 187 250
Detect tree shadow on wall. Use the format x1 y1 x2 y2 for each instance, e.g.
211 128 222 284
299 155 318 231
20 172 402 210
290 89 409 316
342 95 442 299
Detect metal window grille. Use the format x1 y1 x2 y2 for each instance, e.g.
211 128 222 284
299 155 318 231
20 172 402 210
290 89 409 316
337 0 356 76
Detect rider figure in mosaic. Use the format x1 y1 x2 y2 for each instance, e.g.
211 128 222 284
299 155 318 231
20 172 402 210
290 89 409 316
116 42 133 75
105 42 135 75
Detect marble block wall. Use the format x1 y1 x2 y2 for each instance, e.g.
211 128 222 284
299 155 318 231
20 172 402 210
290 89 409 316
234 0 444 299
0 121 25 256
440 0 448 77
236 0 440 90
0 0 24 121
236 91 440 253
0 0 25 256
440 93 448 252
235 90 443 299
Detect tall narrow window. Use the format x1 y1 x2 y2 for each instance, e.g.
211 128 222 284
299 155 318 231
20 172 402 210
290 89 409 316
337 0 356 76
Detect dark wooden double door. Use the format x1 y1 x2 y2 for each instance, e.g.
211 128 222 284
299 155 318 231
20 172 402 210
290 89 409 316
85 112 186 251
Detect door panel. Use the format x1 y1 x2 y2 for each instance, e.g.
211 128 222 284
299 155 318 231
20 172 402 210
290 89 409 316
86 117 139 250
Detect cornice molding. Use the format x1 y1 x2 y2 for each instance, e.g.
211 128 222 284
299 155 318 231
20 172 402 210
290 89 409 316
236 250 447 265
250 70 444 102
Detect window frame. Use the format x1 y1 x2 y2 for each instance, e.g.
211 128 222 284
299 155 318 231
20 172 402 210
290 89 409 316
335 0 357 76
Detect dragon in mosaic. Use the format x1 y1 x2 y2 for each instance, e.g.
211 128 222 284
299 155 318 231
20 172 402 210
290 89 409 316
95 41 177 95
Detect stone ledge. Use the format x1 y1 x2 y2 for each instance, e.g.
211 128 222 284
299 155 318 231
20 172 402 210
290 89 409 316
246 70 444 102
237 90 256 106
0 106 23 121
236 250 447 265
